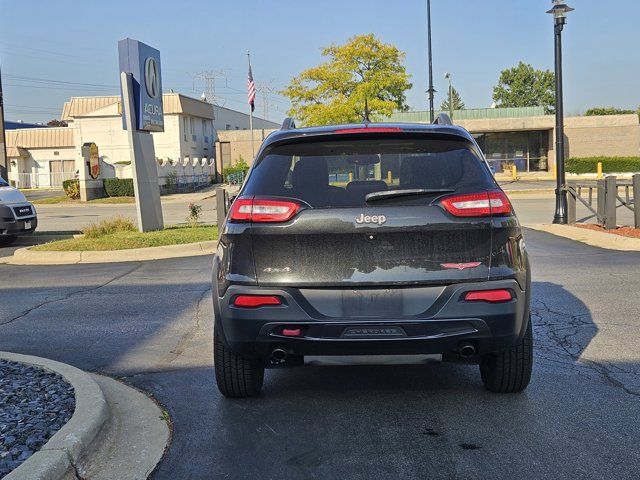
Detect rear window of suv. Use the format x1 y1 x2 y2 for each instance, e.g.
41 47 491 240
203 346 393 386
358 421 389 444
242 136 495 207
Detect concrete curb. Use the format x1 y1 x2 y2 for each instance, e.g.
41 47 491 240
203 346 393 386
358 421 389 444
6 240 217 265
1 351 109 480
526 224 640 251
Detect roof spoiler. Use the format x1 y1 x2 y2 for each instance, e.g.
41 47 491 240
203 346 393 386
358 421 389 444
281 117 296 130
433 113 453 126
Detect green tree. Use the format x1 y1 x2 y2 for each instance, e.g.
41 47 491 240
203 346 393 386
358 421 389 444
281 34 412 125
585 107 635 116
440 86 465 111
492 62 555 113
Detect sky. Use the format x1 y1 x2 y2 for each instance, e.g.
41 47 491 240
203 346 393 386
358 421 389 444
1 0 638 124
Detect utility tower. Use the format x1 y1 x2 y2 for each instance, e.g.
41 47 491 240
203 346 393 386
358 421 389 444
193 70 227 107
255 81 276 120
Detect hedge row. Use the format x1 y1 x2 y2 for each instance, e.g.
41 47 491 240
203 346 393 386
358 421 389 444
222 161 250 183
103 178 135 197
566 157 640 174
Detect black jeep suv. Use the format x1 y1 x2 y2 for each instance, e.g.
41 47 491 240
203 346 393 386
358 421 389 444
212 119 532 398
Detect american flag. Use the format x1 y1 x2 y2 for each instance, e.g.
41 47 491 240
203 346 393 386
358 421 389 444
247 66 256 113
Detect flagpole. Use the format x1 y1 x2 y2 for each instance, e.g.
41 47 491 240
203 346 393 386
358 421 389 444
247 51 255 159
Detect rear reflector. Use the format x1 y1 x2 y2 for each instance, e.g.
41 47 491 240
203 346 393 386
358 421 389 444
233 295 282 308
440 191 512 217
282 328 302 337
229 197 300 223
334 127 403 134
464 289 512 303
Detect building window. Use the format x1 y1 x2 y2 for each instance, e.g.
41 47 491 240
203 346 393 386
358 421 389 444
225 124 231 130
474 130 549 173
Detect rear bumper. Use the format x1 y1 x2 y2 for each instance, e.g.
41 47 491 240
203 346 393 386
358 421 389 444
213 277 530 362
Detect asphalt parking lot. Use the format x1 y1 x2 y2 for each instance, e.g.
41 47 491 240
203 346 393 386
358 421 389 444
1 228 639 479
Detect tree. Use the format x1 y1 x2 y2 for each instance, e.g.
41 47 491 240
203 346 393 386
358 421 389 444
47 119 68 127
281 34 412 125
440 86 465 111
585 107 635 116
492 62 555 113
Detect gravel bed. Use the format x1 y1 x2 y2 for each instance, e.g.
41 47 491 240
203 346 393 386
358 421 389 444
0 360 75 478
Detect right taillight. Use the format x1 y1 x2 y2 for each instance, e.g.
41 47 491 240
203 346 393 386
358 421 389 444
440 191 512 217
229 197 300 223
464 289 513 303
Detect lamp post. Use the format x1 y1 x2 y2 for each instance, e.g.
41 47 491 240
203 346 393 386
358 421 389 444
444 72 453 119
547 1 574 224
426 0 436 122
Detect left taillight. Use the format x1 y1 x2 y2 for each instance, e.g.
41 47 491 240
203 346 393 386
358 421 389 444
229 197 300 223
440 191 512 217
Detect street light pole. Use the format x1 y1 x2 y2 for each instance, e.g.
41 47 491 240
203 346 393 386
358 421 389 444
0 65 8 180
426 0 435 123
547 1 574 224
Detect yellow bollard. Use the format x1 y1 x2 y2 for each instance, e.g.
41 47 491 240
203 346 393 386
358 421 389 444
348 172 353 182
511 165 517 181
597 162 603 179
387 170 392 184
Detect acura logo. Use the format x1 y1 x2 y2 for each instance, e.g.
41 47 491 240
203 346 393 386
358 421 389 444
144 57 159 98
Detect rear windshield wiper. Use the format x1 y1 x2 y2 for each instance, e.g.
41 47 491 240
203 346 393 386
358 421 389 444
365 188 455 202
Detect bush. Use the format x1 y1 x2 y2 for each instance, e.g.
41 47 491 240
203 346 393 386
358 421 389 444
584 107 635 116
222 160 250 183
62 179 80 199
565 157 640 174
82 215 137 238
104 178 135 197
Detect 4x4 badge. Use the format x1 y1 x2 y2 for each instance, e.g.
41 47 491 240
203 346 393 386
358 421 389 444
355 213 386 225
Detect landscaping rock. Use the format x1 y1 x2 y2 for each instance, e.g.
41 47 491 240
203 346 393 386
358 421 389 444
0 360 75 477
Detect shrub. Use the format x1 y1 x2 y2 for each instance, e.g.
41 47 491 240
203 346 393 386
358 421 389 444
104 178 135 197
565 157 640 174
165 169 178 193
222 160 250 183
187 203 203 226
584 107 635 116
62 179 80 199
82 215 137 238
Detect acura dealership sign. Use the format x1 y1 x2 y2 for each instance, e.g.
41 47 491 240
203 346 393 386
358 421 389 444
118 38 164 132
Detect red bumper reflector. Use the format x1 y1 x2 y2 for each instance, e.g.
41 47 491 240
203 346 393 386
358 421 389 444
464 289 512 303
233 295 282 308
282 328 302 337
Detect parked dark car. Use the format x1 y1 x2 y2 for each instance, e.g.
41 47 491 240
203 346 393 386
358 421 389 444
0 176 38 246
212 119 532 398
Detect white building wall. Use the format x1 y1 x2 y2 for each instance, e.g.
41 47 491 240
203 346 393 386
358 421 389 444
8 146 76 188
213 105 279 132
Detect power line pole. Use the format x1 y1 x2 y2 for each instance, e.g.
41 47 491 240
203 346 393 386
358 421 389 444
0 65 7 179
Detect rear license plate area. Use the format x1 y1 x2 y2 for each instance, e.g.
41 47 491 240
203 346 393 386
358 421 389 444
341 288 403 317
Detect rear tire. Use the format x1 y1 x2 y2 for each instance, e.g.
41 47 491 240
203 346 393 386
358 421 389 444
480 316 533 393
0 235 17 246
214 328 264 398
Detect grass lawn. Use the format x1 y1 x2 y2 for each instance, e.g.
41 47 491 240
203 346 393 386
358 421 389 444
32 225 217 251
32 196 136 205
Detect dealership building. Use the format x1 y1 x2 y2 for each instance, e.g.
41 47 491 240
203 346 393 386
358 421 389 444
4 93 277 188
216 107 640 175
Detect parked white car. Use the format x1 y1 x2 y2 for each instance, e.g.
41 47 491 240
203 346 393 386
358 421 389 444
0 177 38 246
